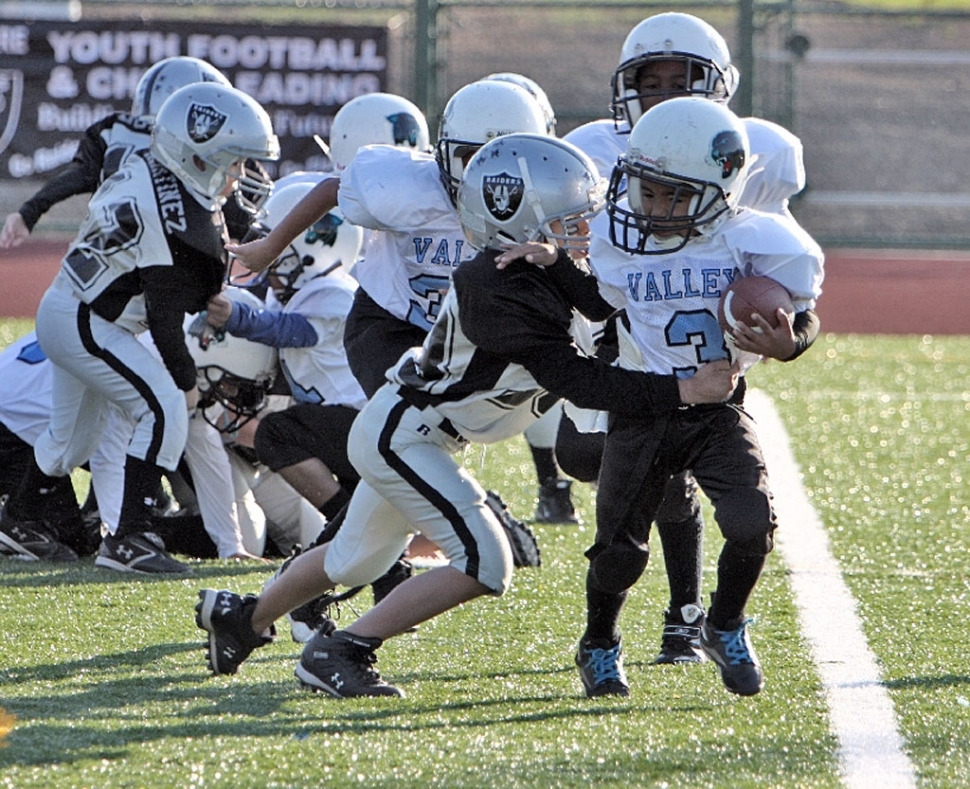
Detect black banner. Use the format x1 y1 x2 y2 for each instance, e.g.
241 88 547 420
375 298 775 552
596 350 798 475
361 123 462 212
0 18 388 180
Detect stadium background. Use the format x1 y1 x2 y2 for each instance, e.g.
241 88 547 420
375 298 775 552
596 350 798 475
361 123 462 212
1 0 968 331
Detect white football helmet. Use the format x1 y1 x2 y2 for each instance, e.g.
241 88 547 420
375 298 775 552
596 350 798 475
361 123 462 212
435 80 549 204
611 13 739 129
329 92 431 171
131 56 231 119
257 181 364 304
184 287 278 433
483 73 557 136
151 83 279 213
608 97 749 255
457 134 606 254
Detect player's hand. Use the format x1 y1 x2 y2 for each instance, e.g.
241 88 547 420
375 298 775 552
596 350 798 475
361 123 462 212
205 293 233 328
0 213 30 249
225 236 280 273
226 551 270 563
677 359 740 404
494 241 558 270
730 308 797 360
185 385 200 413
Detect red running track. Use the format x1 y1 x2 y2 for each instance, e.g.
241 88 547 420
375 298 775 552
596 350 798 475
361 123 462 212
1 239 968 335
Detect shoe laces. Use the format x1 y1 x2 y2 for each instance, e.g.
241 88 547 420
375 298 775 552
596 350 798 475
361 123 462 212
582 643 623 685
717 619 755 666
343 643 386 685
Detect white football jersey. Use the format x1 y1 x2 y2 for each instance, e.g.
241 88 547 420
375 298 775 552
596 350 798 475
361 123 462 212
588 206 824 377
279 267 368 410
337 145 476 331
564 116 805 216
0 332 53 444
60 150 226 335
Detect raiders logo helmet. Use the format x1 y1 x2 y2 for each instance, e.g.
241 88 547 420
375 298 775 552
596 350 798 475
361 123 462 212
151 83 279 213
608 97 750 255
457 133 606 253
131 56 231 120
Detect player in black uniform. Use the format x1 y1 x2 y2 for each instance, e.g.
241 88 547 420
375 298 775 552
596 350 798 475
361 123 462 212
194 133 740 696
0 83 279 573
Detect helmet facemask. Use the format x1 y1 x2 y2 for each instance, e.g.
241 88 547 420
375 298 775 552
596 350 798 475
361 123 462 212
611 53 733 130
436 140 481 206
608 162 730 255
197 366 271 435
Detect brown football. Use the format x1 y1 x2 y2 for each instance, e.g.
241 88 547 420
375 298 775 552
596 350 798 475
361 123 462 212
718 276 795 335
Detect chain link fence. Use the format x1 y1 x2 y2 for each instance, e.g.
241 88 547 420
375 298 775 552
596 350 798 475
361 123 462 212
3 0 968 249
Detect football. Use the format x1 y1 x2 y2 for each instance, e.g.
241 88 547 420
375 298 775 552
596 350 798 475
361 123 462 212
718 276 795 335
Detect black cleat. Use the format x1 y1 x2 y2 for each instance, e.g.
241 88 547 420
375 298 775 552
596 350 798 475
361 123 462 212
295 630 403 698
195 589 276 675
576 637 629 698
535 478 579 524
700 617 763 696
653 604 708 665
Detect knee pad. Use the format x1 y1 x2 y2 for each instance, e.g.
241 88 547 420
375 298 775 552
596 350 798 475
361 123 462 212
714 487 775 554
656 473 702 524
587 539 650 595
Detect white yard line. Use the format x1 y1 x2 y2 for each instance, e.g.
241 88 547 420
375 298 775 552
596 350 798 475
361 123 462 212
746 389 918 789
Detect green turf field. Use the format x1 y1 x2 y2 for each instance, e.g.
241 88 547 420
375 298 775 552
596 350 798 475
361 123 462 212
0 326 968 788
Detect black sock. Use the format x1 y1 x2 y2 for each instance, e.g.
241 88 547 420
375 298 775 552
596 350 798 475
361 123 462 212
116 455 164 539
656 513 704 611
708 545 766 629
529 445 560 486
7 459 68 522
306 501 348 549
583 571 628 643
320 487 351 522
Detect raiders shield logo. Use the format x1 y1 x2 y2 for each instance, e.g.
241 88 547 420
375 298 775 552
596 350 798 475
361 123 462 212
483 172 524 220
0 70 24 157
187 103 228 144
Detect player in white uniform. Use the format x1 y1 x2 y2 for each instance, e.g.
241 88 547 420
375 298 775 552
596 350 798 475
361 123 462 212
225 80 549 544
0 57 238 250
225 80 548 395
183 289 330 559
0 83 279 573
553 98 823 697
207 181 366 520
562 11 811 665
193 134 740 696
